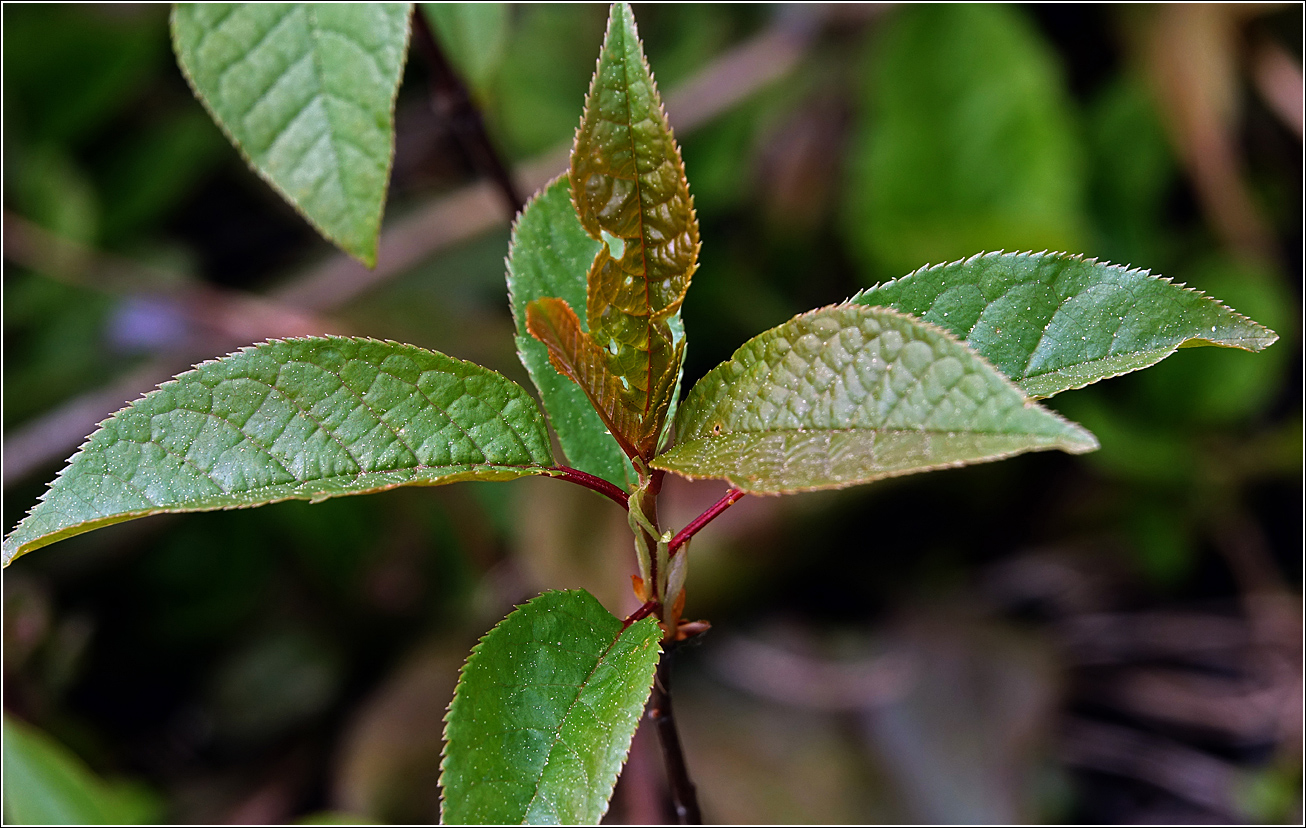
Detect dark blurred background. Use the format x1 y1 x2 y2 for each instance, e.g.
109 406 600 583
3 3 1301 824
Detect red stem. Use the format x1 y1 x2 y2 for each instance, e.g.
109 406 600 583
548 466 630 509
668 487 745 555
623 599 659 629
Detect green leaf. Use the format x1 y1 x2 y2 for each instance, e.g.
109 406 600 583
844 3 1085 280
3 337 554 566
170 3 413 267
507 176 635 489
530 1 695 459
441 589 662 825
652 304 1097 494
3 714 162 825
850 251 1279 399
421 2 508 100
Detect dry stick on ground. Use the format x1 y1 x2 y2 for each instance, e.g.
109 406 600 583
2 7 824 485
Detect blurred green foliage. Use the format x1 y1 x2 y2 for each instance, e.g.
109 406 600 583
3 714 162 824
845 4 1086 280
3 3 1299 823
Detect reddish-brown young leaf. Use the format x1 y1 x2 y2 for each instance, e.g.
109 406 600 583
527 2 696 459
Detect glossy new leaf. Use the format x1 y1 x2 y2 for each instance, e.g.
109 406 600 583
441 589 662 825
171 4 412 266
652 305 1097 494
527 297 644 462
851 251 1279 398
2 337 554 566
527 2 696 459
508 176 635 488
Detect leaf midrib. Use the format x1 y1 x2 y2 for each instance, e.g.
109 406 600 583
303 5 350 221
519 611 630 821
611 10 656 417
678 424 1073 441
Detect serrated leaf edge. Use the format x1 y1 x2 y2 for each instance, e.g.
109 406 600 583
565 1 697 441
2 335 553 566
652 302 1099 493
169 4 415 267
506 174 576 338
437 589 661 824
850 250 1280 377
567 14 701 322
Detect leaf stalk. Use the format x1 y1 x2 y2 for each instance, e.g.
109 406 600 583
668 488 745 555
548 466 631 509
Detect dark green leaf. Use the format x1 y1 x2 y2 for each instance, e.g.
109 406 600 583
3 337 554 566
844 3 1085 279
171 3 413 266
851 251 1278 398
2 714 162 825
507 176 635 488
652 305 1097 494
441 589 662 825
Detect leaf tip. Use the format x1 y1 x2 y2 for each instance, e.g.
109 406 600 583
1066 431 1100 455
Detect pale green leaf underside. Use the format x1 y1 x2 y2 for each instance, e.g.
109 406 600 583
852 251 1278 398
441 589 661 825
508 176 637 489
171 3 412 266
653 305 1097 494
3 337 554 566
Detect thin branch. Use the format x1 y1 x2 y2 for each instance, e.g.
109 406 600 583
623 599 659 629
1251 37 1304 140
547 466 630 509
668 488 745 555
649 651 702 824
411 8 524 215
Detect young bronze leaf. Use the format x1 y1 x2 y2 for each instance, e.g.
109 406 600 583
171 4 412 267
526 297 643 461
2 337 555 566
440 589 662 825
652 305 1097 494
507 176 635 488
851 251 1279 398
564 1 698 449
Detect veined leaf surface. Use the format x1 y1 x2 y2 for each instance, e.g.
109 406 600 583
3 337 554 566
851 252 1279 398
171 4 412 266
527 297 644 462
652 305 1097 494
441 589 661 825
528 2 696 459
508 177 635 488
